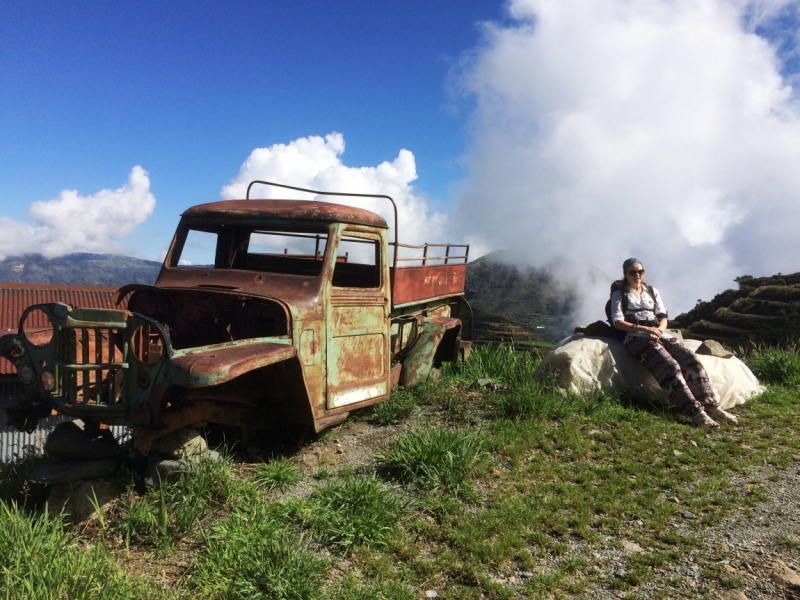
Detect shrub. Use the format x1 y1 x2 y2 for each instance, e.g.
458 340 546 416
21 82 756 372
0 454 49 508
376 428 489 495
254 457 302 492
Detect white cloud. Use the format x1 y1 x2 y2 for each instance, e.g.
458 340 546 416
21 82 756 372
455 0 800 322
0 166 156 260
222 133 446 250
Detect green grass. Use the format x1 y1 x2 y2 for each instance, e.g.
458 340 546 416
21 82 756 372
292 475 406 552
372 387 418 424
0 500 164 599
191 501 327 600
111 451 259 551
254 456 302 491
2 344 799 598
745 345 800 386
445 343 543 386
376 427 490 497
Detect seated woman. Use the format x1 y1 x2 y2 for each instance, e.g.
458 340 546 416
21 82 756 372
611 258 738 428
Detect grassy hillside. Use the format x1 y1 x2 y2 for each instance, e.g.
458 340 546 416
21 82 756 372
466 252 577 341
0 253 161 286
672 272 800 347
2 344 799 599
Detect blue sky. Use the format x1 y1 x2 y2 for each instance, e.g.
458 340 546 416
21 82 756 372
0 0 504 256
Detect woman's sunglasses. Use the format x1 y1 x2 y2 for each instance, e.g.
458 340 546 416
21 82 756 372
627 269 644 276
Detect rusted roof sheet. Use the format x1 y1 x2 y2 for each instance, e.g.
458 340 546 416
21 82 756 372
183 200 388 229
0 283 127 375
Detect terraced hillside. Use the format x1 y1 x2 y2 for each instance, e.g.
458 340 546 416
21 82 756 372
672 272 800 347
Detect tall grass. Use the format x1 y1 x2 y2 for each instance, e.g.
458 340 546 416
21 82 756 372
191 501 326 600
745 346 800 386
112 452 258 551
1 500 160 599
294 475 406 551
448 343 543 386
376 428 490 496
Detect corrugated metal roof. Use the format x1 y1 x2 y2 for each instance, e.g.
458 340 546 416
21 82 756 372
0 283 128 375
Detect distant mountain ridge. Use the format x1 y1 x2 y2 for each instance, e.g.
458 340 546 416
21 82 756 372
0 253 161 286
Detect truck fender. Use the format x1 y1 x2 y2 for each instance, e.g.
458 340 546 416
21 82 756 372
399 317 461 388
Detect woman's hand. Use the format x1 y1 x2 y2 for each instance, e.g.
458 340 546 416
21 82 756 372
644 326 662 341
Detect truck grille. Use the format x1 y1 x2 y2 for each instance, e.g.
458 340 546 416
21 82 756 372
54 326 127 407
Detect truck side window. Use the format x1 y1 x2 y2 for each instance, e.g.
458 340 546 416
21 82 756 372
332 235 380 288
177 230 218 267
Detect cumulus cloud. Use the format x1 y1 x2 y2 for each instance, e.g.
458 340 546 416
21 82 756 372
222 133 446 251
455 0 800 322
0 167 156 260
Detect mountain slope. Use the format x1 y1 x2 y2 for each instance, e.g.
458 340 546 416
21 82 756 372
465 251 577 341
0 253 161 286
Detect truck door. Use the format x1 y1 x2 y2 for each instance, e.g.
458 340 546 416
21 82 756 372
326 228 390 409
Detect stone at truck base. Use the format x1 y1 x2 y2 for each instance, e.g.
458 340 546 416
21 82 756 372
30 457 117 485
46 478 120 521
144 448 221 489
45 421 121 460
152 427 208 459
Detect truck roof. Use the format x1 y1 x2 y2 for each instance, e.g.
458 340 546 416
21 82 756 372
183 199 388 229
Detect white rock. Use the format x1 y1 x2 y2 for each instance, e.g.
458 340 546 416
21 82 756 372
535 334 764 409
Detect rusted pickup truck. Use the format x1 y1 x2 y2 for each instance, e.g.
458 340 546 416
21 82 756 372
0 182 471 454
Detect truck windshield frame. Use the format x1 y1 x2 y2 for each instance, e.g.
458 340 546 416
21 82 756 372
169 221 332 277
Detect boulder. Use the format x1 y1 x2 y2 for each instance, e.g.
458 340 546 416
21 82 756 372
535 334 764 409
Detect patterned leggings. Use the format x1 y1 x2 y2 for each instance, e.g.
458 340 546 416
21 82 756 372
624 336 719 415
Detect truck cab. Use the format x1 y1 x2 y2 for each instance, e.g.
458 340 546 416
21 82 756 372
1 190 471 454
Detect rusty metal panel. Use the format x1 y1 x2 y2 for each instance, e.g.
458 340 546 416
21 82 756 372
400 317 460 388
0 284 127 375
327 303 388 409
171 341 296 387
391 264 467 307
184 200 388 229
